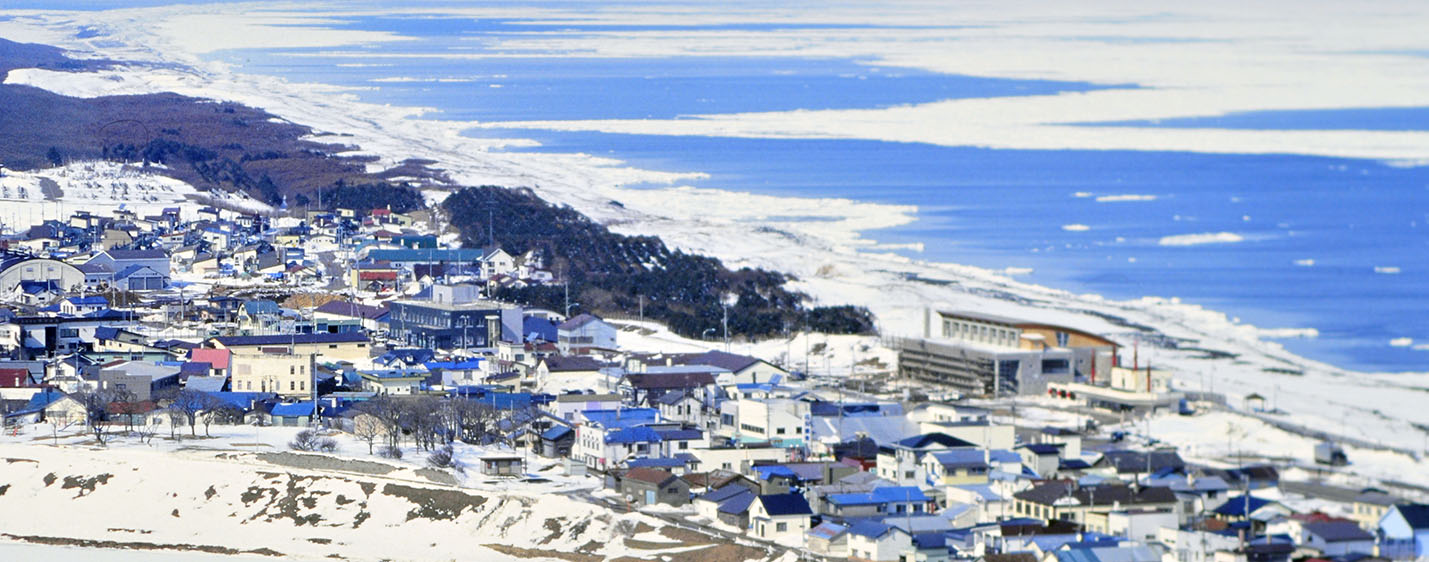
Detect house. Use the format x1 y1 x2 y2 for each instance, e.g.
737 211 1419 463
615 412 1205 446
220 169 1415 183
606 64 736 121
1300 521 1374 557
359 369 426 395
920 449 993 486
207 332 370 363
1378 504 1429 560
875 432 978 485
1046 543 1159 562
847 520 912 562
695 483 757 523
1352 488 1398 530
268 401 315 427
189 348 231 377
43 393 87 425
97 361 181 401
538 425 575 458
619 467 690 507
1212 495 1291 526
228 349 316 397
806 522 850 557
313 300 388 332
536 356 612 394
58 296 109 315
1012 482 1179 533
556 313 617 354
479 454 524 476
672 350 789 385
824 486 932 519
113 264 167 291
749 493 813 543
87 249 170 278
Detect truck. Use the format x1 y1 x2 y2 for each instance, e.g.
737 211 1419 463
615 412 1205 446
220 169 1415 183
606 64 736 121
1315 441 1348 466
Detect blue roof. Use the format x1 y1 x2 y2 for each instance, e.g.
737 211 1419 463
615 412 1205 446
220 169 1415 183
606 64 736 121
523 316 559 343
242 300 280 315
25 388 67 410
752 465 799 480
67 296 109 306
472 392 533 410
214 332 368 346
929 449 990 468
656 428 703 441
605 425 662 444
1214 495 1274 516
581 408 659 429
626 457 687 468
184 376 226 393
425 359 484 370
829 486 929 507
848 520 898 539
699 485 752 504
717 491 756 514
758 493 812 516
205 391 277 410
366 248 486 262
540 426 573 441
270 402 315 417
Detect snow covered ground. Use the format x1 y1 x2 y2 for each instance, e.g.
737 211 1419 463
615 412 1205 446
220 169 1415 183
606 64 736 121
0 161 207 229
0 2 1425 480
0 423 727 562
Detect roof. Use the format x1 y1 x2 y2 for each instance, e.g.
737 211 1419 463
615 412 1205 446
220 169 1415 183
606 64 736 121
625 457 686 469
757 493 812 516
807 522 848 540
1302 521 1374 542
697 485 752 504
557 313 606 331
184 375 227 393
623 467 680 487
895 432 977 450
270 402 316 417
212 333 369 347
190 348 231 370
1098 450 1185 474
848 520 902 539
717 490 756 515
928 449 992 468
103 249 168 260
581 408 659 428
672 350 765 373
828 486 929 507
542 355 605 372
1395 504 1429 529
0 368 35 388
540 426 573 441
315 300 387 320
1015 482 1177 507
1213 495 1276 517
605 426 662 444
625 372 716 390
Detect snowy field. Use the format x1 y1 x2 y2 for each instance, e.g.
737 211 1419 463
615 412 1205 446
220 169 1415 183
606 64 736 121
0 3 1425 465
0 422 747 562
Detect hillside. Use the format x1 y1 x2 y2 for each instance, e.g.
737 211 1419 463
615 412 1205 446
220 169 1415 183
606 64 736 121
0 438 780 562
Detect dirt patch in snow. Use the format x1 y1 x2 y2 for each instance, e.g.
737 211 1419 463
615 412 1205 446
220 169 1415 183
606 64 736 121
254 452 396 475
60 473 112 496
484 544 601 562
1 533 284 557
658 526 717 545
662 543 771 562
415 467 458 485
381 483 486 521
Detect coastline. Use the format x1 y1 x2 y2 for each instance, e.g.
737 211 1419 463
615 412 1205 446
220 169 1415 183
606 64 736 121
1 6 1427 460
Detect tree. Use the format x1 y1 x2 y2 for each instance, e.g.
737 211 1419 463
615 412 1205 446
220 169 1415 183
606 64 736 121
46 146 63 166
162 389 222 437
201 404 244 437
352 413 383 455
72 388 134 446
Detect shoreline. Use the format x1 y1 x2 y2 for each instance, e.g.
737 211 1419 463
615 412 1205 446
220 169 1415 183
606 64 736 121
1 7 1427 457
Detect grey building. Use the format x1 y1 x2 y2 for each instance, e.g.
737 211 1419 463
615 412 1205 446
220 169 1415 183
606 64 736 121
619 467 690 507
384 299 522 351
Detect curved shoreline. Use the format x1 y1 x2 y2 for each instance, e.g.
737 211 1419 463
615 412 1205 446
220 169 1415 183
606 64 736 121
1 7 1427 457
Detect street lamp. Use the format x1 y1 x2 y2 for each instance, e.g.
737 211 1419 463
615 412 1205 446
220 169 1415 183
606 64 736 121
720 293 737 353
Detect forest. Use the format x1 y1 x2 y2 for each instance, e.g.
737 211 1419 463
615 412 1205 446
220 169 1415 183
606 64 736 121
443 186 875 339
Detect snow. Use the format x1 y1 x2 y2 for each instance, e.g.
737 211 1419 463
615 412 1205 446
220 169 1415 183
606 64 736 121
0 161 205 228
0 1 1422 487
1157 232 1245 247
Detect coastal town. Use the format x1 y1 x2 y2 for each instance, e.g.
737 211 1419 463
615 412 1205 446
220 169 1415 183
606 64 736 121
0 196 1425 562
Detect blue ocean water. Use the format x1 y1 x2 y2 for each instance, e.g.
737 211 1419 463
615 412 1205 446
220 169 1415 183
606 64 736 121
200 11 1429 373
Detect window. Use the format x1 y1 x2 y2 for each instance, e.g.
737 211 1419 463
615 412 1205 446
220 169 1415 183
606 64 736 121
904 471 914 479
290 366 295 375
290 381 295 390
679 442 689 450
329 344 338 349
775 522 787 532
1057 331 1070 347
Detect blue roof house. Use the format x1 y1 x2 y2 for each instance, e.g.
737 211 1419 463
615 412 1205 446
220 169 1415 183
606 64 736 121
1379 504 1429 560
750 493 813 543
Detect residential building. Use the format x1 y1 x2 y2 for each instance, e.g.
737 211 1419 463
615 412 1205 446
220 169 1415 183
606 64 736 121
749 493 813 543
556 313 616 353
385 299 522 351
229 349 316 397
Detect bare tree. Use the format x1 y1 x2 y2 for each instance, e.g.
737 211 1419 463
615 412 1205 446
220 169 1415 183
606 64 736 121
161 389 222 437
352 413 383 455
72 388 134 446
201 404 243 437
355 394 404 450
